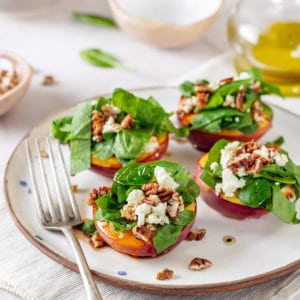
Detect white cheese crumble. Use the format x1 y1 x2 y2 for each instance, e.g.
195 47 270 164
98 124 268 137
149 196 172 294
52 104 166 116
274 152 288 166
208 81 220 91
154 166 179 190
234 72 251 80
135 203 152 226
215 168 246 197
126 189 144 205
145 203 169 225
180 96 197 113
220 141 240 169
143 136 159 154
102 116 121 133
223 94 235 108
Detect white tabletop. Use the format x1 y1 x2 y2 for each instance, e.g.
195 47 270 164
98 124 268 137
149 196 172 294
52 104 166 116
1 0 300 299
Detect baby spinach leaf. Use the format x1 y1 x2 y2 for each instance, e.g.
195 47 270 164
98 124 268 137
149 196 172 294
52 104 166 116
114 161 185 185
238 179 271 207
80 48 130 70
80 220 98 236
73 12 118 28
265 136 285 147
191 108 244 130
215 79 252 96
261 81 283 97
69 102 92 174
247 68 263 81
113 129 150 160
174 173 200 204
179 81 195 97
204 139 229 169
70 140 91 175
271 186 296 223
153 209 194 253
50 116 72 143
92 137 115 161
204 93 223 109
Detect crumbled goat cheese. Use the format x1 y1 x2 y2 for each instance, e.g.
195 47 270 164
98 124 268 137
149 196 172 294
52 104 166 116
135 203 152 226
253 145 270 160
102 116 121 133
154 166 179 190
208 81 219 91
109 104 121 115
144 136 159 153
126 189 144 205
234 72 251 80
146 203 169 225
223 94 235 108
274 152 288 166
220 141 240 169
216 168 246 197
180 96 197 113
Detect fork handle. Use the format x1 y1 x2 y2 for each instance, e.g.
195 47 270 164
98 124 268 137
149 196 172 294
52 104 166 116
62 227 103 300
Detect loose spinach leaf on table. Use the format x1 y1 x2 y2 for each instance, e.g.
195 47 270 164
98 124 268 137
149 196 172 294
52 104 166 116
80 48 130 70
73 12 118 28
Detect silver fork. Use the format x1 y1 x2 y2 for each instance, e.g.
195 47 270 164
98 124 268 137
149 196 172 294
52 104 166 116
26 137 102 300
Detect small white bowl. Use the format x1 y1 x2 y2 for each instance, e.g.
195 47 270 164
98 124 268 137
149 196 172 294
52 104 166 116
0 52 32 116
108 0 224 48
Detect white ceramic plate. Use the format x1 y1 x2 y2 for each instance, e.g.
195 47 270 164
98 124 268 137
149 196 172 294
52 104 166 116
4 87 300 295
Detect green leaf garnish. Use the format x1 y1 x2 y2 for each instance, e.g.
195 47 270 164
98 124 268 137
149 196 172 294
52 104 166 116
73 12 118 28
80 48 131 70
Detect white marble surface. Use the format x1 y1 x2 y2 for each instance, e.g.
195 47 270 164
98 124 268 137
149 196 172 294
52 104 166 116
1 0 299 299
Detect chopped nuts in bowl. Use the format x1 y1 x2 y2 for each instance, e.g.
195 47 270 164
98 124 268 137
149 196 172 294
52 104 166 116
0 52 32 116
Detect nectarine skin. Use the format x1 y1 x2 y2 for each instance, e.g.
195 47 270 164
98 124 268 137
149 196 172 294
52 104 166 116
94 201 197 257
91 133 169 178
196 154 268 220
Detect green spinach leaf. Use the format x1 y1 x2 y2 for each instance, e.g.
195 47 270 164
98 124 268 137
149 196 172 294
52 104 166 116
73 12 118 28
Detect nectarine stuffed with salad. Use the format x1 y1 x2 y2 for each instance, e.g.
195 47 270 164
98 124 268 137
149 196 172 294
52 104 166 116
51 88 187 177
196 138 300 222
177 68 282 151
86 160 200 257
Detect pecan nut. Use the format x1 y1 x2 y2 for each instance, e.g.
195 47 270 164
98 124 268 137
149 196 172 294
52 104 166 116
189 257 212 271
156 268 174 280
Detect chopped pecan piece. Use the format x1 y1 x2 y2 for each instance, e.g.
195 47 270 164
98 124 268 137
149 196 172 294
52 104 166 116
219 76 234 85
142 183 173 202
194 83 211 93
90 234 105 248
132 225 155 242
120 204 137 222
251 100 265 123
42 75 55 86
195 92 210 109
121 114 134 129
189 257 212 271
87 186 111 205
91 110 105 142
185 229 206 241
235 87 246 111
156 268 174 280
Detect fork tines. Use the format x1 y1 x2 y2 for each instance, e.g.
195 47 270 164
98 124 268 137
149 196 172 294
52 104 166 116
26 137 81 228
